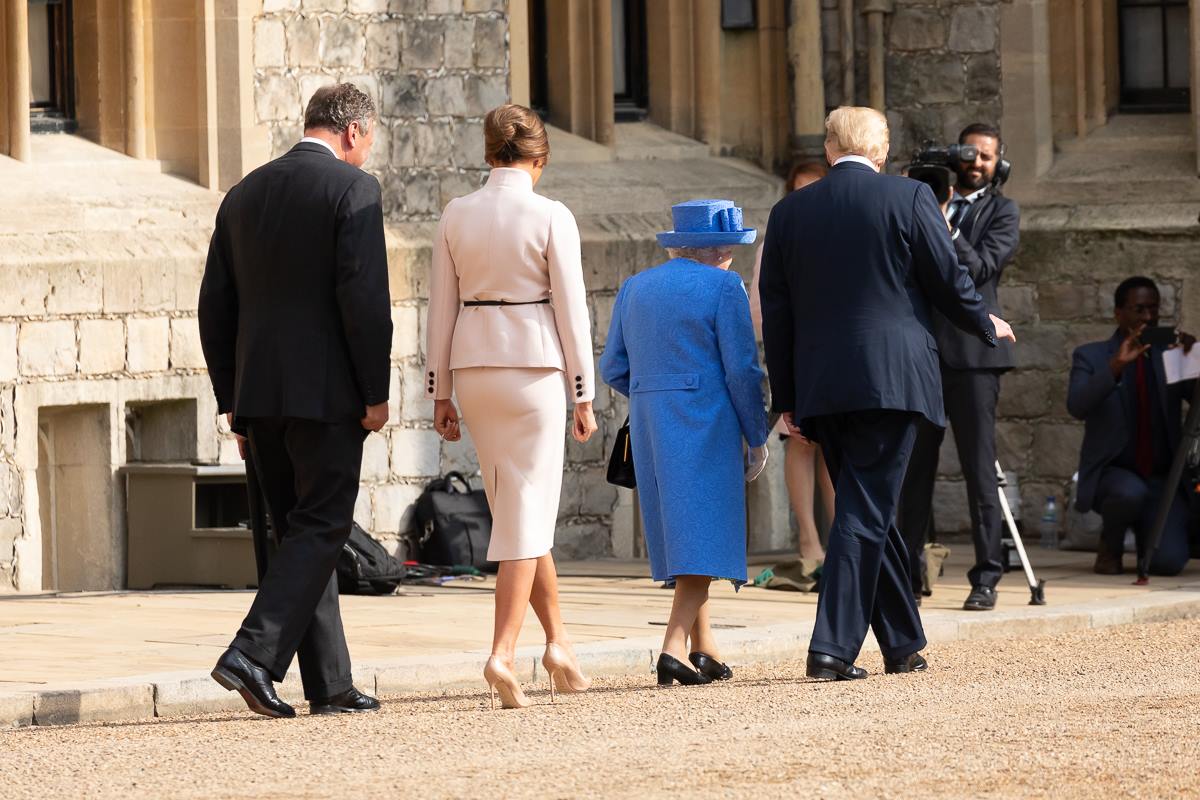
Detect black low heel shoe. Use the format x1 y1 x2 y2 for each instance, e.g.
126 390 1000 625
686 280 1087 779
689 651 733 681
656 653 713 686
805 651 867 681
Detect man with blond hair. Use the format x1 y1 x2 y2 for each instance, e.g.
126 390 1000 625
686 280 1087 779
759 106 1016 680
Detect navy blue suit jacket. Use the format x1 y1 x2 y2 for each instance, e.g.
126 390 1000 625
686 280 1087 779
1067 333 1191 513
759 161 995 428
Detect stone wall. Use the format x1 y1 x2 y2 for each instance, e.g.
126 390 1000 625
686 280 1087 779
930 225 1200 533
246 0 511 556
820 0 1003 162
0 214 227 593
252 0 508 220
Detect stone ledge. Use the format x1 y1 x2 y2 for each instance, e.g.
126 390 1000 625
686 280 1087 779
4 584 1198 728
31 680 155 726
0 692 35 728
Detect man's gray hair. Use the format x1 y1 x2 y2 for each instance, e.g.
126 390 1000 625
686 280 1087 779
304 83 376 134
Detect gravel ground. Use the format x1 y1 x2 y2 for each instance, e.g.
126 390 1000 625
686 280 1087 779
2 618 1198 800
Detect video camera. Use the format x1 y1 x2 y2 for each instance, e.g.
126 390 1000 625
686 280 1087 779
906 142 978 205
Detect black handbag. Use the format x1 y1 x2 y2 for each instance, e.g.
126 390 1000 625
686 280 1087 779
606 416 636 488
337 523 406 595
413 471 497 573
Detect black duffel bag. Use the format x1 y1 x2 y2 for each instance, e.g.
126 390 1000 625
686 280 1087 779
337 523 405 595
413 471 496 573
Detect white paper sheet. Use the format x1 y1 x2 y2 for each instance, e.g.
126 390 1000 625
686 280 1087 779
1162 347 1200 384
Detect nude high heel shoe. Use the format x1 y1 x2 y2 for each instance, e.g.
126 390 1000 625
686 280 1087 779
542 642 591 702
484 656 531 710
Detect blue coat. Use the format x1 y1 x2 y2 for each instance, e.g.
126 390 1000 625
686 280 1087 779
758 161 996 429
600 259 769 584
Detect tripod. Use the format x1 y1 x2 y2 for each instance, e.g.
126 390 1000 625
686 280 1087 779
1139 378 1200 581
995 461 1046 605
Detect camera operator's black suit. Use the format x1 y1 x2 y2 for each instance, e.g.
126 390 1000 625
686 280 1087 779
898 187 1019 598
199 141 392 701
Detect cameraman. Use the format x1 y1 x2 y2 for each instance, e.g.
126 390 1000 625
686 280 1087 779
898 122 1018 612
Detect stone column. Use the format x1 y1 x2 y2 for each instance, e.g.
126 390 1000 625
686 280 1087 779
198 0 268 190
693 0 721 149
788 0 825 158
592 0 614 147
1073 0 1086 138
510 0 531 107
125 0 148 159
6 0 31 162
1087 0 1106 128
1000 0 1055 189
1193 0 1200 174
839 0 855 105
862 0 893 112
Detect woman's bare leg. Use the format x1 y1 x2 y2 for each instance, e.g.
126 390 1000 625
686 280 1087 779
786 438 827 560
491 558 538 664
661 575 710 661
528 552 569 646
815 444 836 547
687 588 720 660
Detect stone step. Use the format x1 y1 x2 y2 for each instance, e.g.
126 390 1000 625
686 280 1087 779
537 156 781 218
613 122 711 161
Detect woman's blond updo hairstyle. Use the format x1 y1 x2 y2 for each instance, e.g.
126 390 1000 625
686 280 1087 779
484 104 550 166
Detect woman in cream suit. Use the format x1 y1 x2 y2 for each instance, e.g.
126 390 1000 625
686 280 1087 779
425 104 597 710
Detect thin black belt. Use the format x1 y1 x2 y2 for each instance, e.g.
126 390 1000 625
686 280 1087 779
462 299 550 307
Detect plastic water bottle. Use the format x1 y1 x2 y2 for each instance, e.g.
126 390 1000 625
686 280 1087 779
1039 496 1059 549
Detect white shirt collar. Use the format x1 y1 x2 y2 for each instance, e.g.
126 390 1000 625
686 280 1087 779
833 154 880 172
957 186 988 204
299 137 339 158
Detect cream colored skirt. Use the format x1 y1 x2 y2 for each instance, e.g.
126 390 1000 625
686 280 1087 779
454 366 566 561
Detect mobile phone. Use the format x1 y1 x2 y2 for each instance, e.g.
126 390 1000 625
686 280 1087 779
1139 325 1177 349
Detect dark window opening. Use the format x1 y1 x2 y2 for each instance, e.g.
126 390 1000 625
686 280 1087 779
612 0 648 121
528 0 549 119
1117 0 1190 111
28 0 77 132
195 481 251 530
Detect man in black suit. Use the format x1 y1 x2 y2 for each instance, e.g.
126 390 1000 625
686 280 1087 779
199 83 393 718
760 107 1015 680
898 123 1020 612
1068 277 1194 577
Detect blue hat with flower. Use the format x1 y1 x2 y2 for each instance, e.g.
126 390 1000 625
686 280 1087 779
656 199 757 248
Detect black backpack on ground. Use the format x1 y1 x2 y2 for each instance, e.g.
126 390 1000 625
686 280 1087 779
337 523 405 595
413 471 497 573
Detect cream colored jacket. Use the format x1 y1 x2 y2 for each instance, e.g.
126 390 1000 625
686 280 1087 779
425 167 595 403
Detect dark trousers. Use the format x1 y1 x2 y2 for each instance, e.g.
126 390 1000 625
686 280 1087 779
231 417 364 700
899 368 1004 594
1095 466 1191 576
809 410 926 663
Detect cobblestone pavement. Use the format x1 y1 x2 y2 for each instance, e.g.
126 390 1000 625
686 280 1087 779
2 617 1196 800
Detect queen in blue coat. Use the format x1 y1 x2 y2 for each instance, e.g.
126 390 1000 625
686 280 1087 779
600 199 770 688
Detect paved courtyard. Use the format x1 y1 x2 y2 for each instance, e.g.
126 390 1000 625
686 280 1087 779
2 549 1198 692
2 549 1199 729
1 616 1196 799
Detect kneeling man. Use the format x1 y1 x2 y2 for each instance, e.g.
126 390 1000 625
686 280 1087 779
1067 276 1194 576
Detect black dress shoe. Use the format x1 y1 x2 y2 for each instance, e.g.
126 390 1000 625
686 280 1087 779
656 653 712 686
806 651 867 681
962 585 997 611
884 652 929 674
310 687 381 715
689 652 733 681
211 647 296 719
